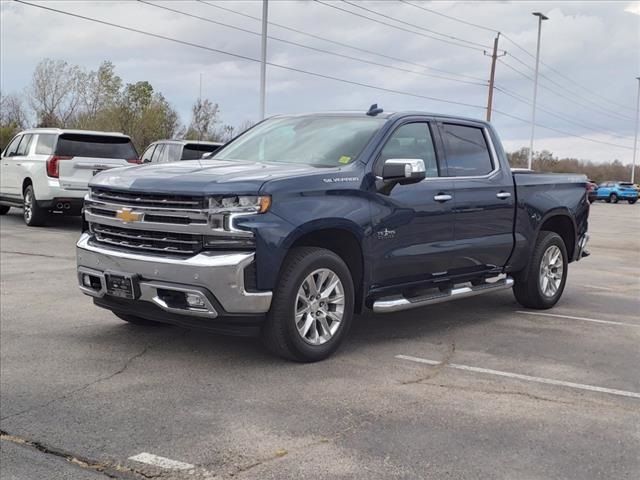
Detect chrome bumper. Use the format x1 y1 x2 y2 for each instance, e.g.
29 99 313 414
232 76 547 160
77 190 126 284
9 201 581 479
76 233 272 317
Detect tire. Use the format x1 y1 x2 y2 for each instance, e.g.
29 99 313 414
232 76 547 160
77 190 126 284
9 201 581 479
513 231 568 310
629 198 637 205
114 312 162 326
610 193 618 204
262 247 354 362
23 185 47 226
0 205 10 215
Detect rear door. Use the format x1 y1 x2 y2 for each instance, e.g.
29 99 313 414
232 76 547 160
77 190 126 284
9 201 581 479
439 121 515 275
369 120 456 287
56 134 137 191
1 134 25 197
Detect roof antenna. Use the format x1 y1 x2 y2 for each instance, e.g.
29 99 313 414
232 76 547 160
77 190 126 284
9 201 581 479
366 103 383 116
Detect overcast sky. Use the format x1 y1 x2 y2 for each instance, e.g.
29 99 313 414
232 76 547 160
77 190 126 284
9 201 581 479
1 0 639 163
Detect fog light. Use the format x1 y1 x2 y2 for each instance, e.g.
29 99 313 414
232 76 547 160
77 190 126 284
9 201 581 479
185 293 206 308
83 274 92 287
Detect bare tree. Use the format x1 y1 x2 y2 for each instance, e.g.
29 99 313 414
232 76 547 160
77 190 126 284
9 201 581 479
1 92 28 149
28 58 82 127
79 60 122 121
185 98 220 141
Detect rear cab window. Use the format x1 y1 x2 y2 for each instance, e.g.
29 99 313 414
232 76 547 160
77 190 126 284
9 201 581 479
55 134 138 160
441 123 494 177
182 143 221 160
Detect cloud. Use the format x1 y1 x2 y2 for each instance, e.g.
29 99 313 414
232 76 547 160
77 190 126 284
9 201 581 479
1 0 638 163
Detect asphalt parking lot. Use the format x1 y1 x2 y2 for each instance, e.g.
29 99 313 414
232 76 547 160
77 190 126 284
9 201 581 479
1 202 638 479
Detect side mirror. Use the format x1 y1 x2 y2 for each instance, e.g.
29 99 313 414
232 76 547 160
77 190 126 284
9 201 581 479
382 158 426 185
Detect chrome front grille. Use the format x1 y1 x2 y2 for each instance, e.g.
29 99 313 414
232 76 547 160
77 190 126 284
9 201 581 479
90 224 202 255
91 188 205 209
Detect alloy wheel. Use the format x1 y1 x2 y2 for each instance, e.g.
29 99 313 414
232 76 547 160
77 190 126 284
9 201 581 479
539 245 563 298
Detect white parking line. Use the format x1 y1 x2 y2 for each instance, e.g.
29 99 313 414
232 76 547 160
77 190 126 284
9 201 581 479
517 310 638 328
129 452 194 470
395 355 640 399
583 284 614 291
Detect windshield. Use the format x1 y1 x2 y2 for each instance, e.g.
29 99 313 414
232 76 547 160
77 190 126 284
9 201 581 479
214 116 385 167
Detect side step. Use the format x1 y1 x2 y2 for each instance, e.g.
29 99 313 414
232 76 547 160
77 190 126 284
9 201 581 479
372 277 514 314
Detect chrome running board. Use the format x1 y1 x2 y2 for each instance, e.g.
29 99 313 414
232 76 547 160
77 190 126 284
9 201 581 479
372 276 514 314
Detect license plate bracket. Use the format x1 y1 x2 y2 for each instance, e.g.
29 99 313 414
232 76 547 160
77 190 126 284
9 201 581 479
105 273 139 299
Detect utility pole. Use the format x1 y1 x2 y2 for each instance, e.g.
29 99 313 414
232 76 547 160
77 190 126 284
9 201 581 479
528 12 549 170
485 33 505 122
632 76 640 184
259 0 268 120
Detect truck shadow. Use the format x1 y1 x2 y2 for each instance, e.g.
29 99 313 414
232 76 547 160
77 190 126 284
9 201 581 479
1 209 83 232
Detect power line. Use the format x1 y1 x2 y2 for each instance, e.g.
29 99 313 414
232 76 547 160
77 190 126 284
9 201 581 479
399 0 498 34
14 0 632 153
492 109 634 150
312 0 488 53
197 0 486 82
379 3 635 114
500 33 636 113
13 0 487 111
340 0 498 51
498 59 635 123
494 85 633 141
139 1 487 87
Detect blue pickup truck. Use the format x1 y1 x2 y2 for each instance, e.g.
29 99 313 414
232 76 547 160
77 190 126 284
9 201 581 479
76 108 590 361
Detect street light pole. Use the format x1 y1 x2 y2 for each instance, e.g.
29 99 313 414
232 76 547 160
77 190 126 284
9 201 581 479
259 0 268 120
528 12 549 170
632 76 640 184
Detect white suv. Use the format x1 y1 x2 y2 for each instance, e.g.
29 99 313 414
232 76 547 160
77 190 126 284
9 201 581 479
0 129 138 226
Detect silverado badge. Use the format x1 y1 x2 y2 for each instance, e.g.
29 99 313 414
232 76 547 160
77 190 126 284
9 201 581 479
115 208 143 223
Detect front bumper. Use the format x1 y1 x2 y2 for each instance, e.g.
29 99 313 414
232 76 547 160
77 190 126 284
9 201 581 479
76 233 272 319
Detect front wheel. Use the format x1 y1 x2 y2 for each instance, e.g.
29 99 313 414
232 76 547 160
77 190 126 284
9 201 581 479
513 231 568 309
23 185 47 226
629 198 637 204
610 193 618 204
262 247 354 362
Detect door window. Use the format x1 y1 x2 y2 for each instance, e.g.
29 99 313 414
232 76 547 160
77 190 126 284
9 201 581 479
16 134 34 156
163 144 182 162
141 145 156 163
3 135 22 157
150 144 165 163
379 122 439 177
35 134 57 155
442 124 493 177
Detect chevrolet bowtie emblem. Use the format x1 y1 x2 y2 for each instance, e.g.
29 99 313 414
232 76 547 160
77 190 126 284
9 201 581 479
115 208 142 223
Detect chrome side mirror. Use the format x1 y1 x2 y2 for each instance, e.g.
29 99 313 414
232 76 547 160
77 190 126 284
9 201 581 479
382 158 426 185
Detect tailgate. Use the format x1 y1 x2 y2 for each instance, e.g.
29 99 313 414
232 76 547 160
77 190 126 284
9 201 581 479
55 133 138 191
59 156 130 190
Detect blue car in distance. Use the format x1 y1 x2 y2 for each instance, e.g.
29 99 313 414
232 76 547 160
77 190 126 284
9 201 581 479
595 181 638 204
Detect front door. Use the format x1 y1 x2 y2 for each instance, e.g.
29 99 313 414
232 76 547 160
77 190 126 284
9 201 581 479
368 121 456 288
439 121 515 275
1 134 27 198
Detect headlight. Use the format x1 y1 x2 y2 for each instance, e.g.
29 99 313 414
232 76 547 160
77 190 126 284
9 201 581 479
208 195 271 214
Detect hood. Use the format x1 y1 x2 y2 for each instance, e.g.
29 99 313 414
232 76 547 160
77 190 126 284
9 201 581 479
90 159 323 194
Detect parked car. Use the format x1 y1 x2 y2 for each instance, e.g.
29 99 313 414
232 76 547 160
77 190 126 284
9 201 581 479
77 108 590 362
586 179 598 203
594 181 638 204
0 129 138 226
140 140 223 164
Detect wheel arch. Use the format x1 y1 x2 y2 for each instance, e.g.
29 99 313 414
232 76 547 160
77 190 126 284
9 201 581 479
538 212 576 261
286 224 365 313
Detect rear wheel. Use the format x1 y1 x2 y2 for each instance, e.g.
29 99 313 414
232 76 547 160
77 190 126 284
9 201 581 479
0 205 10 215
629 198 637 204
23 185 47 226
513 231 568 309
610 193 618 204
262 247 354 362
114 312 162 326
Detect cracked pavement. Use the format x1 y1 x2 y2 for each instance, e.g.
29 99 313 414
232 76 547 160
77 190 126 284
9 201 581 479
1 203 639 479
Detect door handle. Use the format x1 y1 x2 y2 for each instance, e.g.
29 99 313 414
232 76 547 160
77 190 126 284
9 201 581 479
496 191 511 199
433 194 453 202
